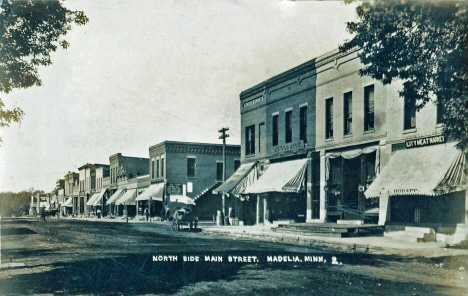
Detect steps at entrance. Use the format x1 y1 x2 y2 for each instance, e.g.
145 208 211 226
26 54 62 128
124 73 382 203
442 224 468 246
274 223 383 238
384 226 436 243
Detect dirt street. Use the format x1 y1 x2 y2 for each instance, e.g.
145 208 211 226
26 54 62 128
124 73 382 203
1 218 467 295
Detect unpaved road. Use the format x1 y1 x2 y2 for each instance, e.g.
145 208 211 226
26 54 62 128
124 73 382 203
1 218 467 295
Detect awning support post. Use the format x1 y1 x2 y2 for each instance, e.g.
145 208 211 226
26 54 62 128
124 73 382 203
378 195 390 226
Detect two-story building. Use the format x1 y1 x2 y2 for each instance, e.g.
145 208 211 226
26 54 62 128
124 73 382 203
139 141 240 221
218 47 467 240
64 172 79 215
106 153 149 218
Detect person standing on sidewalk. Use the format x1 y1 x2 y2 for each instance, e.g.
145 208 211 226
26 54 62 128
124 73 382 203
144 208 149 221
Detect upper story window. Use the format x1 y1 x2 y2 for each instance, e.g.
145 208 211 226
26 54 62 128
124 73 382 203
216 162 223 181
156 158 160 178
187 157 196 178
300 105 307 144
245 125 255 156
258 122 265 153
285 110 292 143
151 160 155 179
161 157 165 178
325 98 334 139
343 91 353 135
404 95 416 130
364 85 375 131
272 114 278 146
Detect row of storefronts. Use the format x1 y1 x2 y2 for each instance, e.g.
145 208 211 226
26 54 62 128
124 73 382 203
213 48 467 240
44 142 240 222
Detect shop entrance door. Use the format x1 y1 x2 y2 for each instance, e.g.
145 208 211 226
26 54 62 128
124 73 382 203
342 157 361 220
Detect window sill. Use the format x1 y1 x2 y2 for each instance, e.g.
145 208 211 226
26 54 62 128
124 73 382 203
363 129 375 134
402 128 417 134
325 137 334 142
343 133 353 139
436 123 444 129
244 154 256 158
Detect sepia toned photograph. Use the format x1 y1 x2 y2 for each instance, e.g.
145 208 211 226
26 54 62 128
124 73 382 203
1 0 468 295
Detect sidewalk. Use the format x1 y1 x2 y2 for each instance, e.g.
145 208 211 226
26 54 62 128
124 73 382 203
201 223 468 257
56 216 468 257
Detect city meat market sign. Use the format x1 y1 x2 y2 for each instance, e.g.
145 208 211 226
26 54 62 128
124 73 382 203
405 135 446 149
243 96 264 108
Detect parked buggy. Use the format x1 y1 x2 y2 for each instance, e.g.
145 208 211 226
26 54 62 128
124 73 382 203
172 209 198 232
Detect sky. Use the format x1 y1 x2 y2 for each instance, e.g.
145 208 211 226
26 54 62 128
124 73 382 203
0 0 358 193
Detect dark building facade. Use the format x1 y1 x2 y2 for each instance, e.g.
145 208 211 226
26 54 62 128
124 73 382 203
140 141 240 220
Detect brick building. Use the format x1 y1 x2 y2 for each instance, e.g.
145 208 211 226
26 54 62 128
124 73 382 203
138 141 240 220
216 47 467 240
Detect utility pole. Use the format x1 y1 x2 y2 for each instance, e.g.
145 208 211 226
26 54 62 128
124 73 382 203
218 127 229 220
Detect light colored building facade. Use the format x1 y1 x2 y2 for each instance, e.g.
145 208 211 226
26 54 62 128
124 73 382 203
223 48 467 239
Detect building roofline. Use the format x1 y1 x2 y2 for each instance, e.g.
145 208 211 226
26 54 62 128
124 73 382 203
240 47 359 99
149 140 241 151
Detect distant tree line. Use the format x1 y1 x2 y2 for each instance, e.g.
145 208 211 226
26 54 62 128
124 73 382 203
0 188 44 217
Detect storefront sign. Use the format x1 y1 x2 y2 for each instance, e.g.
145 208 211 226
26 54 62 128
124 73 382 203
380 188 420 195
166 183 182 195
242 96 264 108
273 141 304 153
405 135 446 149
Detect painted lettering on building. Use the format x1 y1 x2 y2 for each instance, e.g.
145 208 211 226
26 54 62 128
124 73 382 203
273 141 304 153
166 183 182 195
380 188 420 195
405 135 446 149
242 96 264 108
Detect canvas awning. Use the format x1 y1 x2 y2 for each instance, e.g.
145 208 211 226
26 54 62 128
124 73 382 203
63 198 73 207
365 142 466 198
86 193 100 206
92 189 108 206
170 195 196 205
213 163 256 194
107 189 125 204
115 189 137 205
135 183 164 201
244 158 308 194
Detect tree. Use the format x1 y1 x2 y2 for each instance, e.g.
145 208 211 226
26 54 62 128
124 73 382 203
0 0 88 143
340 1 468 149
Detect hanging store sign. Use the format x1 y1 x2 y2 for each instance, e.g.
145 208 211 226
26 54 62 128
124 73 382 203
166 183 182 195
242 96 264 108
273 141 304 153
405 135 446 149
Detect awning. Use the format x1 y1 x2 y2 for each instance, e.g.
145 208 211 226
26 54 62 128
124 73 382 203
92 189 108 206
194 182 220 200
63 197 73 207
244 158 308 194
135 183 164 201
107 189 124 204
86 193 100 206
213 163 256 194
115 189 137 205
170 195 196 205
365 142 466 198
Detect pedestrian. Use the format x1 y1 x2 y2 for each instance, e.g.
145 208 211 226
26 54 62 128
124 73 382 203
144 208 149 221
41 208 46 221
97 209 102 219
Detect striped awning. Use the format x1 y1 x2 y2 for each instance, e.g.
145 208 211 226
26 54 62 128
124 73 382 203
86 193 100 206
115 189 137 205
107 189 124 204
92 189 108 206
365 142 466 198
244 159 307 194
63 197 73 207
213 163 256 194
194 182 220 200
135 183 164 201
